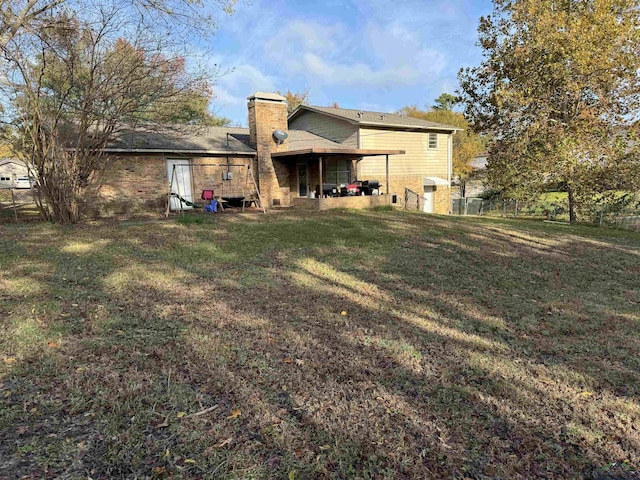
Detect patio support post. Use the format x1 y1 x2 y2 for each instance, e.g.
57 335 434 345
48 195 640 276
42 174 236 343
318 156 323 210
385 154 390 195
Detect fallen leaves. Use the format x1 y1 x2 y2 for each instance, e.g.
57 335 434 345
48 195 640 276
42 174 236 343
153 416 170 429
214 436 233 448
577 391 593 398
284 357 304 366
227 408 241 419
152 466 167 475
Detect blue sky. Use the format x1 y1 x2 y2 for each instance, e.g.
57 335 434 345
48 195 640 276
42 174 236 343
207 0 494 126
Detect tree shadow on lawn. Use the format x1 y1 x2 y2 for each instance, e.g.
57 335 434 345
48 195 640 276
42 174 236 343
1 211 639 479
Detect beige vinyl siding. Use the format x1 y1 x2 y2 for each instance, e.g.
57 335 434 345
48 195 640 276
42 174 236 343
289 111 358 146
358 128 449 179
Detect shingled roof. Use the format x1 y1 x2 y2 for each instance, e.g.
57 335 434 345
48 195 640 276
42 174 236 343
289 105 462 132
105 126 256 155
103 125 346 155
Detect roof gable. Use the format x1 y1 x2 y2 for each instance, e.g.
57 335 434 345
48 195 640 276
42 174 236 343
289 105 461 132
0 158 27 168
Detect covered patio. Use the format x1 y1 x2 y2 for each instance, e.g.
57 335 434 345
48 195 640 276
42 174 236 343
271 147 405 210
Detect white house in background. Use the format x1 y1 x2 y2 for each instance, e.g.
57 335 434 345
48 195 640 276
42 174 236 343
452 151 490 199
0 158 33 189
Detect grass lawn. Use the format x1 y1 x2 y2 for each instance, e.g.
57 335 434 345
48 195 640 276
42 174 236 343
1 210 639 479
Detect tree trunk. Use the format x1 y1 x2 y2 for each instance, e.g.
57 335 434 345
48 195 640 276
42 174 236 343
568 186 576 224
34 172 81 224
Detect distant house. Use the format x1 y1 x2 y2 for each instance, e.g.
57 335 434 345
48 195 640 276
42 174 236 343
87 92 460 217
466 151 489 198
452 151 489 199
0 158 32 189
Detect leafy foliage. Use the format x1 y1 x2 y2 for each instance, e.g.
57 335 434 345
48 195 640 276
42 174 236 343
459 0 640 221
432 93 459 111
278 89 310 116
1 0 234 223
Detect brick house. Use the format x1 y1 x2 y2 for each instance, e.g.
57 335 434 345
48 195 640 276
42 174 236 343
87 92 459 216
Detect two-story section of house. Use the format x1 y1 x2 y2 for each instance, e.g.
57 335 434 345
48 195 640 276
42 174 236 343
288 106 460 214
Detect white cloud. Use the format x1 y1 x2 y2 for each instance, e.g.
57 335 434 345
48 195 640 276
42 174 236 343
205 0 492 124
262 19 343 72
212 86 244 106
257 18 446 89
212 63 278 125
220 64 277 93
364 21 446 77
302 53 424 86
265 19 339 54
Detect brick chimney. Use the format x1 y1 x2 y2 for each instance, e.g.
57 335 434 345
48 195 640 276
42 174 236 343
247 92 289 207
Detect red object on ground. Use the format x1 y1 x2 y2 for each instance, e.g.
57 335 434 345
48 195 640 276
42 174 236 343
201 190 214 200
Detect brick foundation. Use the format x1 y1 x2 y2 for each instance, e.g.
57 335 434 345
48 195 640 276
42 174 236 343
376 174 451 215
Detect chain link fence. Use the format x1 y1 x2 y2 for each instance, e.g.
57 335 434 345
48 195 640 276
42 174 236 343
452 195 640 231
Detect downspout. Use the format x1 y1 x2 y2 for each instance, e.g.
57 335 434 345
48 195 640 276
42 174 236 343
448 131 454 185
448 131 455 214
356 128 361 180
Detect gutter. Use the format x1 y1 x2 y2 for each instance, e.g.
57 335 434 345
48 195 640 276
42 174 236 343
447 131 458 189
102 149 256 156
358 121 463 132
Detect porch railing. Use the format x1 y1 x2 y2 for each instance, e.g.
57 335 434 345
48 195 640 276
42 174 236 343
404 188 425 211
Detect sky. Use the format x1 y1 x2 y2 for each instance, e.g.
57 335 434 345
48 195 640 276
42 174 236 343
206 0 494 126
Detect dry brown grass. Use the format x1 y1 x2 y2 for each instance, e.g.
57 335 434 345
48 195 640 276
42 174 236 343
0 210 639 479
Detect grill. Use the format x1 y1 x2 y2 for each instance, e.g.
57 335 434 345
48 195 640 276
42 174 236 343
357 180 380 195
319 183 338 197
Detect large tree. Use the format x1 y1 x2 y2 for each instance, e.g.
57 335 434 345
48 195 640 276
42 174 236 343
1 0 236 48
399 104 484 196
459 0 640 222
1 0 235 223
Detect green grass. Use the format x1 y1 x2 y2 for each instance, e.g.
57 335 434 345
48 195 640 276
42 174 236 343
1 210 639 479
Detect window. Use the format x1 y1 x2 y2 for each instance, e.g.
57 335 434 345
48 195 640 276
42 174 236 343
0 177 9 181
325 158 350 185
428 132 438 149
